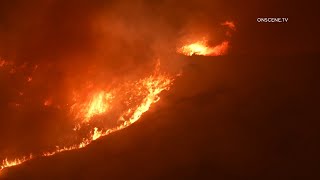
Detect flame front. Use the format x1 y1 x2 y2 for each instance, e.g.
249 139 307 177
1 155 33 172
43 67 174 156
1 64 175 171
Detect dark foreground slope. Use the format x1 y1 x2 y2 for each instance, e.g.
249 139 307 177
2 55 320 179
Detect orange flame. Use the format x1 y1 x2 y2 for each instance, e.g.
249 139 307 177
0 155 33 172
1 63 175 172
178 38 229 56
71 91 114 123
0 20 236 172
43 68 174 156
177 20 235 57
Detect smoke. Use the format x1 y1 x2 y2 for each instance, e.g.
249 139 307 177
0 0 230 72
0 0 234 163
0 0 232 113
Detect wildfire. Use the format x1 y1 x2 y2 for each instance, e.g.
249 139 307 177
71 91 114 123
122 72 172 124
43 66 174 155
0 155 33 172
0 19 236 173
178 38 229 56
177 21 235 57
1 63 175 172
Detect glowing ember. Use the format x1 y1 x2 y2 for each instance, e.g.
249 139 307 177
178 38 229 56
27 76 32 82
44 98 52 106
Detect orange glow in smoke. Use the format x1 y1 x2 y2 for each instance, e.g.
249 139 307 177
222 21 236 31
0 59 7 67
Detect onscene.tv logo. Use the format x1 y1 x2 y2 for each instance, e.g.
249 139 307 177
257 17 289 23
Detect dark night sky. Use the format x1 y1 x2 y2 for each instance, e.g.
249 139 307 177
0 0 319 179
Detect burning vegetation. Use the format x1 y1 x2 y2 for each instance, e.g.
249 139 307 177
0 17 235 172
177 21 236 56
177 38 229 56
1 61 175 172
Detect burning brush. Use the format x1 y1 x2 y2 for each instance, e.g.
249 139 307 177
0 20 236 173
